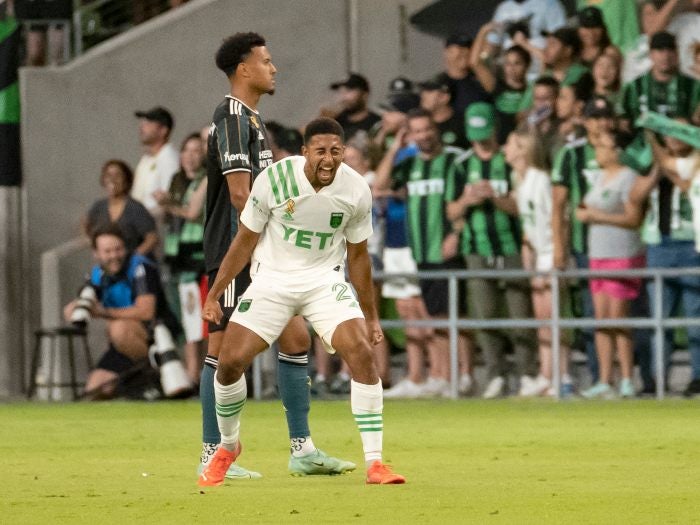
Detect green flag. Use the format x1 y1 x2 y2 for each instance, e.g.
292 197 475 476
0 13 20 186
578 0 640 53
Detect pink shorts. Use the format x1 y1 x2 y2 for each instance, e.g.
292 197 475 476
589 254 646 300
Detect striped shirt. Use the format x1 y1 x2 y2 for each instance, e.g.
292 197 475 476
204 95 273 272
447 149 521 257
551 137 599 255
391 147 465 264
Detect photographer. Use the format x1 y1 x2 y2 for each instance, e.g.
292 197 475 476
64 223 178 399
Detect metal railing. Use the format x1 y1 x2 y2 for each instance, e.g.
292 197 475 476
373 266 700 401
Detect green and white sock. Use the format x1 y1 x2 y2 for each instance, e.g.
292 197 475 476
214 374 247 451
351 379 383 466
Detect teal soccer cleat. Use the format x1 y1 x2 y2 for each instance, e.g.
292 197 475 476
288 449 356 476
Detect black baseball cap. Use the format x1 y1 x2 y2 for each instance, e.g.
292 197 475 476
578 6 605 28
379 77 419 113
418 74 450 92
134 106 174 129
330 72 370 92
445 34 473 48
583 95 615 119
542 27 582 56
650 31 677 50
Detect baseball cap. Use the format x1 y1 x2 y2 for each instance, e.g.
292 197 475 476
418 74 450 92
465 102 496 142
583 95 615 119
578 6 605 28
542 27 582 56
445 34 473 48
380 77 420 113
134 106 174 129
330 72 370 92
649 31 677 50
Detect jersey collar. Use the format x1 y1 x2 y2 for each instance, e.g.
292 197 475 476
224 95 259 114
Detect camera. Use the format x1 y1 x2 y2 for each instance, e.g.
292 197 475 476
70 285 97 328
149 323 194 399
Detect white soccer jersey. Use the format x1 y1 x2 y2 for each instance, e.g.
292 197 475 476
240 155 373 292
515 167 554 267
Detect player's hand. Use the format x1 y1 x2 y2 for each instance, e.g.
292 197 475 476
202 297 223 324
367 319 384 346
442 232 459 259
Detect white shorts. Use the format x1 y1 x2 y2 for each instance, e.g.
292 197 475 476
381 247 421 300
230 276 364 354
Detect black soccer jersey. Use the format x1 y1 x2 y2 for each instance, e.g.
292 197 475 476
204 95 274 272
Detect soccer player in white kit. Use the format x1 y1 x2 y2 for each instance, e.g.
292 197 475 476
198 117 405 486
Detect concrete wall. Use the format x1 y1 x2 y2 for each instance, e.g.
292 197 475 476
14 0 441 396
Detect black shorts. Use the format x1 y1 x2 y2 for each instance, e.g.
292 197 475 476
96 345 136 374
418 258 467 317
207 265 252 333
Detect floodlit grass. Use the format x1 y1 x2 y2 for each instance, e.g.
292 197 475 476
1 399 699 524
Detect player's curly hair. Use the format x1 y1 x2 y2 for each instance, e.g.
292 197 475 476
303 118 345 144
215 32 266 77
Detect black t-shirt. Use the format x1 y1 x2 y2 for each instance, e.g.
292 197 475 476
440 71 493 116
204 95 273 272
335 110 382 142
436 111 469 150
492 78 528 145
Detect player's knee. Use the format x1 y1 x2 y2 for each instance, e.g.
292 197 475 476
216 352 247 383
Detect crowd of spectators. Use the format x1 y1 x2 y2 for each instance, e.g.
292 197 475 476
312 0 700 400
40 0 700 400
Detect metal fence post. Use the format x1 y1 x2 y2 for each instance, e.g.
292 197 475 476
653 273 665 400
550 270 561 401
448 275 459 399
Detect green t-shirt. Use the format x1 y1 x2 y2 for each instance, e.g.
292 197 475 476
391 147 465 264
446 150 521 257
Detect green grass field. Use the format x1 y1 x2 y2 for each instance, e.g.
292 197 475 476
1 399 699 524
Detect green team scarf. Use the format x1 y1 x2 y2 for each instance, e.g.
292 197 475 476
636 111 700 150
0 13 21 186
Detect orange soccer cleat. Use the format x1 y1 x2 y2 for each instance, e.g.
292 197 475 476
197 442 242 487
365 460 406 484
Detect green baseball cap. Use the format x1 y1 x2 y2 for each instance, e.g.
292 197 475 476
465 102 496 142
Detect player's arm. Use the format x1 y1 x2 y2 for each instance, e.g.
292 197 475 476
227 171 252 212
346 240 383 346
205 223 261 304
373 127 408 193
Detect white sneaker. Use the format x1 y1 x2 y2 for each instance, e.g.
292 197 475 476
519 374 550 397
383 378 424 399
420 377 450 398
458 374 475 396
482 376 505 399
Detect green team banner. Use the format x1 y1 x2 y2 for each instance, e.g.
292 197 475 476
636 111 700 150
0 13 21 186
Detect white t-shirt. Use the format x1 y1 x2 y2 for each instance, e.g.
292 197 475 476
241 156 373 292
515 167 553 270
488 0 566 50
668 12 700 78
131 142 179 213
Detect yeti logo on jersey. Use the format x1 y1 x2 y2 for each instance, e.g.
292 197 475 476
283 199 296 221
330 212 344 228
238 299 252 312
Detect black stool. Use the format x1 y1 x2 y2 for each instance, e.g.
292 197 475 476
27 325 93 400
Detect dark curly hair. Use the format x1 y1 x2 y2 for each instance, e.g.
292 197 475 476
215 32 266 77
303 117 345 144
